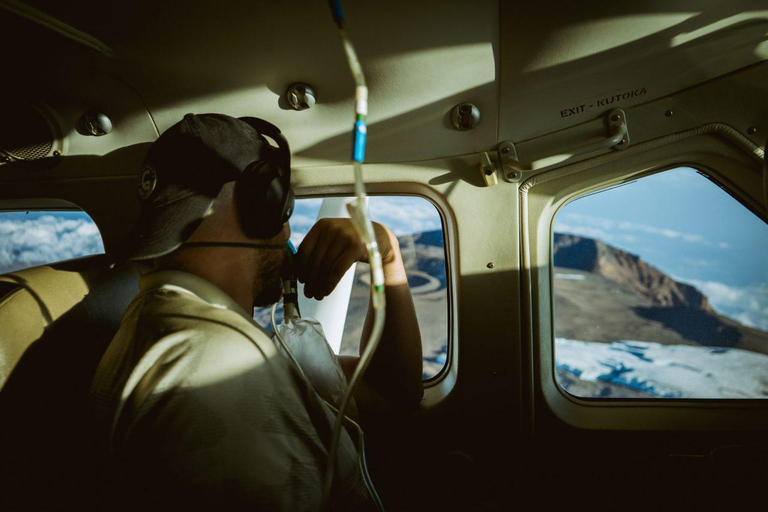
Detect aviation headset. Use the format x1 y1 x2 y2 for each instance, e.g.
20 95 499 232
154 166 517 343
234 116 295 239
178 116 295 255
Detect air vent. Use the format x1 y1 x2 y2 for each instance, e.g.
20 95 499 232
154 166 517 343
0 102 62 165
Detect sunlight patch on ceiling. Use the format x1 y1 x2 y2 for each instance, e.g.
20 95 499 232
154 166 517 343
524 13 698 73
365 42 495 123
671 11 768 58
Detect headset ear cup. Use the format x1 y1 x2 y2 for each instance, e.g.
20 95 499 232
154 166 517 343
234 165 260 238
235 161 288 239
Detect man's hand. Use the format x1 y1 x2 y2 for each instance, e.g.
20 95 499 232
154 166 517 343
297 217 422 415
296 218 398 300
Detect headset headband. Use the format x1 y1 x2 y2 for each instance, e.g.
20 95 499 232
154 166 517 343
239 116 291 169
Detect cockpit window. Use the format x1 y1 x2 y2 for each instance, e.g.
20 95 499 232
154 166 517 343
256 195 450 381
552 167 768 399
0 210 105 274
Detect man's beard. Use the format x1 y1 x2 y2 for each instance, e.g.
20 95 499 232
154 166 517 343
252 252 284 308
252 273 283 308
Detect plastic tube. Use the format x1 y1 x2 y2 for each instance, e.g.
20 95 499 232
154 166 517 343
320 7 387 512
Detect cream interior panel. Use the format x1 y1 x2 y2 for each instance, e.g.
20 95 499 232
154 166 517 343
499 2 768 143
15 0 499 167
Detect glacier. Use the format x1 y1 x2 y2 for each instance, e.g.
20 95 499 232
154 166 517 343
556 338 768 399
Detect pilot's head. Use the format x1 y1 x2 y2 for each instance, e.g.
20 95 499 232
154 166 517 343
120 113 294 306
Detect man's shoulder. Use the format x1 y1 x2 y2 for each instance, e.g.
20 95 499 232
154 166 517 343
99 285 280 391
91 283 285 435
129 285 269 344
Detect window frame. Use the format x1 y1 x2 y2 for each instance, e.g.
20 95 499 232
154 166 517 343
293 187 458 403
520 133 768 431
549 166 768 403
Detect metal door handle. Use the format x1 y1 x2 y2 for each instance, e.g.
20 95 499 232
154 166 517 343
503 108 629 174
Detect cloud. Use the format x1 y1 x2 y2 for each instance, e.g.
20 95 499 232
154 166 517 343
557 212 728 248
682 278 768 331
681 257 712 268
0 214 104 273
289 196 444 247
553 221 638 246
368 197 442 236
616 221 709 245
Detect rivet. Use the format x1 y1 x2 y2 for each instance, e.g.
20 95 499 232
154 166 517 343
665 110 674 117
501 147 510 154
621 138 627 144
487 262 495 269
611 114 621 122
2 155 12 163
747 126 758 135
507 171 518 180
53 150 62 157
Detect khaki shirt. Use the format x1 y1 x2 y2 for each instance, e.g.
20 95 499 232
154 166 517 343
89 270 376 510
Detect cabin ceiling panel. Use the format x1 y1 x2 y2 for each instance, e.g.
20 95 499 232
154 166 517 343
499 1 768 144
15 0 499 167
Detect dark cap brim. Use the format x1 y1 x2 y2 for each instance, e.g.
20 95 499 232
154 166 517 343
118 193 217 261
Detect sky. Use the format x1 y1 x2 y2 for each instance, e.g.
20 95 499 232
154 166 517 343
289 195 444 246
553 167 768 330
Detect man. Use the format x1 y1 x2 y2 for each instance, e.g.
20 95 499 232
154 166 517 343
89 114 422 510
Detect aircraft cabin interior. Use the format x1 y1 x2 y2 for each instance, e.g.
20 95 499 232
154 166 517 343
0 0 767 510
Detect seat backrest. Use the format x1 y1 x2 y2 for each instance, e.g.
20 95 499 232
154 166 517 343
0 255 149 509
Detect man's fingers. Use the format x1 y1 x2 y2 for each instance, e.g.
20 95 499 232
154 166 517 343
319 251 361 299
311 240 349 298
296 223 322 284
304 229 337 299
296 218 370 300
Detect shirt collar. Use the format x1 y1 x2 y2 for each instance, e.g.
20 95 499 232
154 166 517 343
139 270 255 323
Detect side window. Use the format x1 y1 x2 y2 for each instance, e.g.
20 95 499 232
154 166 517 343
0 210 105 273
257 196 450 381
552 167 768 399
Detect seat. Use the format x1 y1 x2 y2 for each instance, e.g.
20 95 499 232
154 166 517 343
0 256 149 509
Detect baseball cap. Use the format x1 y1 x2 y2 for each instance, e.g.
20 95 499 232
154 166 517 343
119 113 277 261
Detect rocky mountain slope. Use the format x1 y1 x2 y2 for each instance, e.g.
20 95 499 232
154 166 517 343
553 233 768 355
554 233 711 311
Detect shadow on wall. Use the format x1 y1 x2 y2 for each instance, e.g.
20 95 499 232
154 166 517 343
634 306 741 348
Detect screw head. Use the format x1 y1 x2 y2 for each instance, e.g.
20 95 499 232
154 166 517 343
501 147 510 154
611 114 622 122
506 171 518 180
2 155 12 163
487 262 495 269
450 103 481 131
665 109 674 117
286 82 316 111
53 150 62 157
82 111 113 136
747 126 758 135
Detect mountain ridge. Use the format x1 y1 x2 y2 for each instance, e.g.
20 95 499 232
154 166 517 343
554 233 712 312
